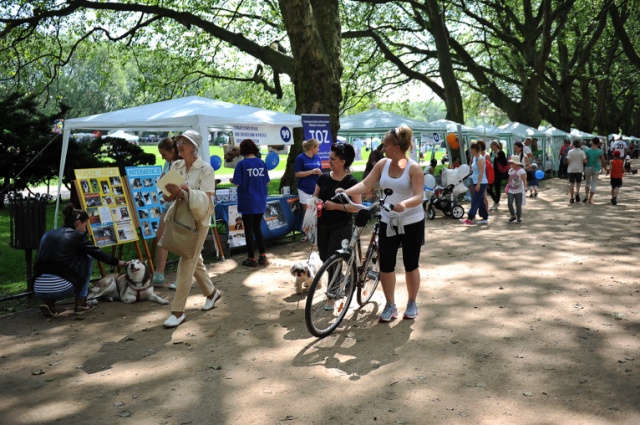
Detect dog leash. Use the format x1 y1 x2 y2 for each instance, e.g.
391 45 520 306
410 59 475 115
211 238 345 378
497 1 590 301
306 246 318 266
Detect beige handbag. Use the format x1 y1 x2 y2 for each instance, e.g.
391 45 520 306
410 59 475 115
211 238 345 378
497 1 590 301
158 199 200 259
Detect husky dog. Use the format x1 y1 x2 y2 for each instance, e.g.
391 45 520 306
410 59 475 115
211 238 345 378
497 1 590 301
90 260 169 305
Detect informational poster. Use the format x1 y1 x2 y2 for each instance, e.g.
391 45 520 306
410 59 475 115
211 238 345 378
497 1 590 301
125 166 163 240
302 114 333 168
75 167 138 247
227 205 247 247
232 124 293 146
264 199 287 230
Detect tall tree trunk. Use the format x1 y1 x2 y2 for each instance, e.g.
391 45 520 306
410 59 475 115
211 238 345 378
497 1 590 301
424 0 464 123
278 0 343 191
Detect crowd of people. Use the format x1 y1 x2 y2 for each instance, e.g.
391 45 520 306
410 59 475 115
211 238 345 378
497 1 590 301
33 127 634 328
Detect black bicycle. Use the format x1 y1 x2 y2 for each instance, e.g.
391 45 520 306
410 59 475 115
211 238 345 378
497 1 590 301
304 189 394 338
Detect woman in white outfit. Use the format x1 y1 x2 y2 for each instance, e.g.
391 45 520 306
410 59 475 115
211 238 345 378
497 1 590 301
340 125 425 322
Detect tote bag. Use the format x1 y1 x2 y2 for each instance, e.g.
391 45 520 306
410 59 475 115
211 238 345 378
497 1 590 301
158 199 200 259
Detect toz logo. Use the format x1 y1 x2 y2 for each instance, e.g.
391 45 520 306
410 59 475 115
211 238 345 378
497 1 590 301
247 168 265 177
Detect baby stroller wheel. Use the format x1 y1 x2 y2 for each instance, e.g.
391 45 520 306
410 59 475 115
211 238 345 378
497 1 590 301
451 205 465 219
427 206 435 220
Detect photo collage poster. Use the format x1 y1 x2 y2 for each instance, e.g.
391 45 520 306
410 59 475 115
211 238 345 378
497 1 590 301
227 204 247 248
124 166 163 240
75 167 139 247
264 199 287 230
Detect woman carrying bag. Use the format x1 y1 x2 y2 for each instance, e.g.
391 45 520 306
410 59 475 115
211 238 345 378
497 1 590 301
161 130 221 328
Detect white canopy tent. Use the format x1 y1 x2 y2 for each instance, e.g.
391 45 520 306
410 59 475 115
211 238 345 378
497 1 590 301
338 107 446 162
496 122 551 171
427 119 499 166
497 122 546 150
57 95 302 223
570 128 604 141
428 119 499 140
541 127 571 172
106 130 139 144
339 107 445 136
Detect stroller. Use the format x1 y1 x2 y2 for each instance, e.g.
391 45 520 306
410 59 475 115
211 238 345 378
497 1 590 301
424 164 471 220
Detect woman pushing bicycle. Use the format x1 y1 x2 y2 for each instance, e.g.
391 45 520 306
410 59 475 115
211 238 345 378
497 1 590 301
338 125 425 322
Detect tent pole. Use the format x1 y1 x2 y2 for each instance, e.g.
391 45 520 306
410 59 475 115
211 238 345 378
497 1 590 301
54 128 71 228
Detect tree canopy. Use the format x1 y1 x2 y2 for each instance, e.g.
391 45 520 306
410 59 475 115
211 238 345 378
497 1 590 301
2 0 640 150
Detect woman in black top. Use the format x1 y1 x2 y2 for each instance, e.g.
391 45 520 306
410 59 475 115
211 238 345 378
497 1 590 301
488 141 509 210
313 143 361 261
34 204 127 316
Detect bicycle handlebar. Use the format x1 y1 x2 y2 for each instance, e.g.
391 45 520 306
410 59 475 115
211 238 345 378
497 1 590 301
330 192 394 212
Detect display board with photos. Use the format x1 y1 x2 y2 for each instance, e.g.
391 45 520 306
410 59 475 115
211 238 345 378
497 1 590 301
227 204 247 248
124 166 163 240
75 167 139 247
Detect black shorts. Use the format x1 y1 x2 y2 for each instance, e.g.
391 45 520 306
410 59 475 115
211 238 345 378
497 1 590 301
568 172 582 183
378 219 424 273
610 178 623 188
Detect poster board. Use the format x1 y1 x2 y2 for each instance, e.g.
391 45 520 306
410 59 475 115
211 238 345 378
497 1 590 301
124 166 163 240
264 199 287 230
227 205 247 247
75 167 138 247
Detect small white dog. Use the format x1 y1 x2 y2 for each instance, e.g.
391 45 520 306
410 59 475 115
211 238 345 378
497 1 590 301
290 252 323 294
90 259 169 305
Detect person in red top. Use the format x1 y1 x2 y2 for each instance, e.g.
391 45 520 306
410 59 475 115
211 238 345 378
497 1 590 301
609 151 624 205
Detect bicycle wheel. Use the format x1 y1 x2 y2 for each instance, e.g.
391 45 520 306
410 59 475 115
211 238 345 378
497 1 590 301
305 253 356 338
357 242 380 306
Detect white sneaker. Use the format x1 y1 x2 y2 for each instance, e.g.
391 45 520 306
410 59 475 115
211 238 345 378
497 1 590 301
163 314 185 328
476 219 489 225
168 282 177 290
489 203 499 211
202 288 222 311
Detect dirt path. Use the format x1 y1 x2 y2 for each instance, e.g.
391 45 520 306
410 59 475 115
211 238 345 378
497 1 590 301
1 172 639 425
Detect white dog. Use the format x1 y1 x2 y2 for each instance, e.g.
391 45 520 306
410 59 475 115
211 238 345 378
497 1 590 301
290 252 323 294
90 259 169 305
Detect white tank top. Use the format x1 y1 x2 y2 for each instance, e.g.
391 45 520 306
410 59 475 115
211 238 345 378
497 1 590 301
379 158 425 226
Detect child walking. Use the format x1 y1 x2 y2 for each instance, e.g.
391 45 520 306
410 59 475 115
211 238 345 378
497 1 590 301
528 163 539 198
505 155 527 224
609 151 624 205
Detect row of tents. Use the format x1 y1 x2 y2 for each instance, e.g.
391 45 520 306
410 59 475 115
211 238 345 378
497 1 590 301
339 108 639 173
61 95 638 176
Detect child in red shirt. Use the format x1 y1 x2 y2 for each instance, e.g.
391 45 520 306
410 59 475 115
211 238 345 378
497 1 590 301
609 151 624 205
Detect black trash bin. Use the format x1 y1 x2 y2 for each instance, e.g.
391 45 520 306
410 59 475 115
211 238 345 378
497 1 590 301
8 193 52 292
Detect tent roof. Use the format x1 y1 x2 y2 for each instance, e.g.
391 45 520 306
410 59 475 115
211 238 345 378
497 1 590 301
571 128 603 139
543 126 570 137
63 95 302 131
497 121 545 138
338 108 445 135
426 119 497 139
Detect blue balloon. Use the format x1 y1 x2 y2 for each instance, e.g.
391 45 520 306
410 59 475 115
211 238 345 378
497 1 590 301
535 170 545 180
265 151 280 170
210 155 222 171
